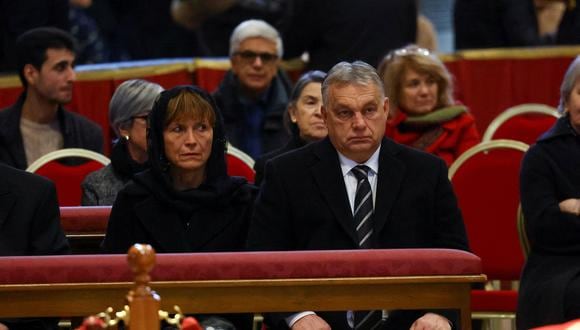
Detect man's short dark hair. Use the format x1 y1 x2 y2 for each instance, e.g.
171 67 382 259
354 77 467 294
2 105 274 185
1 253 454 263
15 27 77 88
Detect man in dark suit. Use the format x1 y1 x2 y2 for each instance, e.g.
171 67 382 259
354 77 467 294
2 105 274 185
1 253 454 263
248 61 468 330
0 163 69 329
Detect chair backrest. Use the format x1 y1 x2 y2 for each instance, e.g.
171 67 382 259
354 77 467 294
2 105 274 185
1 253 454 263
226 143 255 183
482 103 560 144
26 148 111 206
449 139 529 280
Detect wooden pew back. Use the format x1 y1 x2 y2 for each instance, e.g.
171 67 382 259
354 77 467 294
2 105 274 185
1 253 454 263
0 248 485 329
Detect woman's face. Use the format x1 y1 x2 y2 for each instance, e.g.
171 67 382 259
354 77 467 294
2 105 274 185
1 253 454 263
566 79 580 133
399 68 439 116
120 113 149 163
163 116 213 175
290 82 327 142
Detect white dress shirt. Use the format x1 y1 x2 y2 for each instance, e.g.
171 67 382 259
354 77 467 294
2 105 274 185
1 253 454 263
286 146 381 328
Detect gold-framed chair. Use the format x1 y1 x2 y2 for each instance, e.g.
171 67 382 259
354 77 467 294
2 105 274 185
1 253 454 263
449 139 530 328
26 148 110 206
517 204 531 258
482 103 560 144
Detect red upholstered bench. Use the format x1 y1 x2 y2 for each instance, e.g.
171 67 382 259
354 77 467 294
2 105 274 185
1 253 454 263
0 249 485 329
60 206 111 253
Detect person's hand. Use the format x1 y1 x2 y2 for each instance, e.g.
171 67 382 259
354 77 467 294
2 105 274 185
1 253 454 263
0 322 8 330
409 313 452 330
291 314 331 330
559 198 580 216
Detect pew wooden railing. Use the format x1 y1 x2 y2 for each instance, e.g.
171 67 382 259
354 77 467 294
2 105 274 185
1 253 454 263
0 248 485 329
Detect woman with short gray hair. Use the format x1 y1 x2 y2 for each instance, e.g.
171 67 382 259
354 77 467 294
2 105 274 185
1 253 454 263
81 79 164 205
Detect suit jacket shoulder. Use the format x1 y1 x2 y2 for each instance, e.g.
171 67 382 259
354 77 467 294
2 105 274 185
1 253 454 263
0 164 70 255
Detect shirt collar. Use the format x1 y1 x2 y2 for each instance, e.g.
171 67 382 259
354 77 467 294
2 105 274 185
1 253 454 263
338 146 381 178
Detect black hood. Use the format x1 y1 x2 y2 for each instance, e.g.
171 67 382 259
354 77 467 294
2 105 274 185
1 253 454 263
147 85 228 183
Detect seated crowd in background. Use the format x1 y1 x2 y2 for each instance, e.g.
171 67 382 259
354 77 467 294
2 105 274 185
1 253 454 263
81 79 163 206
2 3 580 328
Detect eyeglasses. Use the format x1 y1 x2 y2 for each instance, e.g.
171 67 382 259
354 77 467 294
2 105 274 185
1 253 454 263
234 51 279 64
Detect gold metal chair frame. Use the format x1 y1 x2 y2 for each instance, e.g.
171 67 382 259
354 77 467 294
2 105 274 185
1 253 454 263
482 103 560 142
25 148 111 173
449 139 529 180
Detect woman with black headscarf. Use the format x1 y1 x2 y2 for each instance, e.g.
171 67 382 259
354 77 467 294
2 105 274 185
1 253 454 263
102 85 256 329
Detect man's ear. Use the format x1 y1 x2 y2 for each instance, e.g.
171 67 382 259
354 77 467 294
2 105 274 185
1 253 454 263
23 64 38 86
230 55 240 76
321 105 328 122
383 97 390 117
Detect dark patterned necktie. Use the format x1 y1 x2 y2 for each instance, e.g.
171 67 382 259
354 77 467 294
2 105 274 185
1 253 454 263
352 166 384 329
352 165 374 249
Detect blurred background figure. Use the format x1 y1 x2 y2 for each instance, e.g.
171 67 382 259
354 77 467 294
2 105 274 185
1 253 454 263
213 19 291 159
0 0 70 73
379 45 480 166
535 0 566 42
102 85 256 329
555 0 580 44
282 0 417 71
81 79 163 206
454 0 545 50
171 0 289 57
69 0 107 64
517 55 580 329
417 14 439 52
254 70 326 185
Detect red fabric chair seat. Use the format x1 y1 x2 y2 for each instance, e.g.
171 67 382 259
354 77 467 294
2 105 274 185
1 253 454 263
492 114 558 144
226 153 255 183
35 160 106 206
59 206 111 234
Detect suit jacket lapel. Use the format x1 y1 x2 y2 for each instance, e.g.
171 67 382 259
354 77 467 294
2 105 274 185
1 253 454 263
374 139 405 236
311 139 358 244
0 183 16 230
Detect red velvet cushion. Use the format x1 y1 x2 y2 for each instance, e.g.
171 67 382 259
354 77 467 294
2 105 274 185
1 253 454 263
59 206 111 234
226 154 255 183
0 249 481 285
451 148 526 280
471 289 518 312
493 114 557 145
35 160 106 206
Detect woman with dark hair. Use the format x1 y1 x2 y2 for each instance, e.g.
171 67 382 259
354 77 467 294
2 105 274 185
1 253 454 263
102 85 256 329
253 70 326 185
378 45 480 166
82 79 163 205
517 56 580 329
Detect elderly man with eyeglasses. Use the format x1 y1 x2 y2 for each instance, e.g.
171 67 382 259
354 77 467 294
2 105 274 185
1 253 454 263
213 19 292 159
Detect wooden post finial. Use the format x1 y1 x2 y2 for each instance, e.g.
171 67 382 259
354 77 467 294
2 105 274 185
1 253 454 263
126 244 160 330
